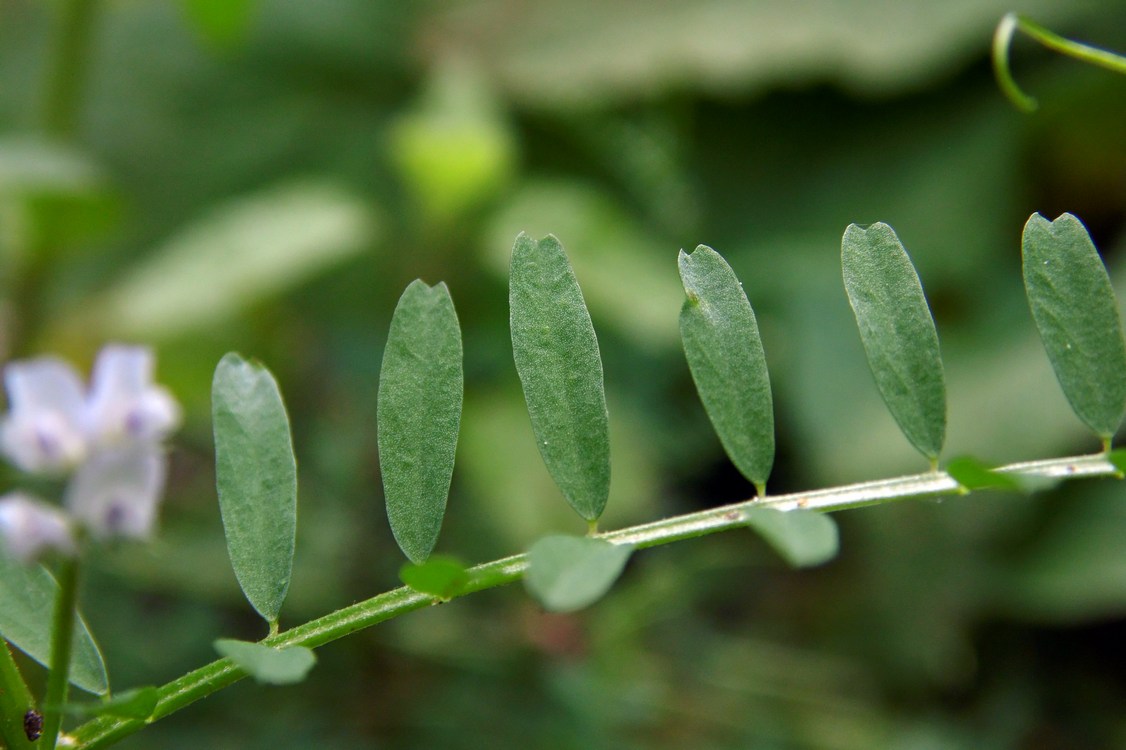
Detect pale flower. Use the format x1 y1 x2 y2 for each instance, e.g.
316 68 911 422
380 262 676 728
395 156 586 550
66 445 167 539
85 345 181 446
0 358 88 473
0 492 77 562
0 344 179 556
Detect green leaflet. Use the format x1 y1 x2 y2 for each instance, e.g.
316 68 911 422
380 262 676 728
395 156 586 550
678 245 774 493
842 223 946 462
1022 213 1126 442
212 353 298 628
510 233 611 522
399 555 470 600
0 556 107 695
66 687 159 720
378 281 464 564
213 640 316 685
744 508 839 568
525 535 633 612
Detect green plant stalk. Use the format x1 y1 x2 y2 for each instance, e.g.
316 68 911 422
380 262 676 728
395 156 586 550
994 12 1126 112
41 0 99 139
68 451 1119 749
40 558 80 750
0 641 38 750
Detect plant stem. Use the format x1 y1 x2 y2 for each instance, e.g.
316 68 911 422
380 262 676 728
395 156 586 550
41 0 99 139
0 641 38 750
68 452 1119 749
993 12 1126 112
41 558 80 750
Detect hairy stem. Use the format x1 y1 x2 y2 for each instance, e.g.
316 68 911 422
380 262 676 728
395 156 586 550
993 12 1126 112
41 558 80 750
69 452 1119 748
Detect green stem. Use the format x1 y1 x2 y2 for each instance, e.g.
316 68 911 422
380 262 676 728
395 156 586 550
41 558 80 750
0 641 37 750
993 12 1126 112
68 451 1119 749
41 0 99 139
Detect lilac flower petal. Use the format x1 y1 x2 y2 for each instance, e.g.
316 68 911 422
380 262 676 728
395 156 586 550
86 345 181 445
66 446 168 539
0 493 77 563
0 359 88 473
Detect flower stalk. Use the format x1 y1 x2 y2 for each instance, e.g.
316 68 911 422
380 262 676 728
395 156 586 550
41 557 80 750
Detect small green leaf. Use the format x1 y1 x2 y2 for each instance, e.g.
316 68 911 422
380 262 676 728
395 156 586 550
0 556 107 694
842 223 946 462
745 508 839 568
66 687 158 720
213 639 316 685
1022 213 1126 441
678 245 774 493
399 555 470 600
945 456 1023 492
944 456 1058 494
100 181 377 340
213 353 297 627
378 281 464 564
510 233 611 522
525 535 632 612
1107 449 1126 475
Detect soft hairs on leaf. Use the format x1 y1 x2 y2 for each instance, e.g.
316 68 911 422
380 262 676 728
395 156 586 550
509 233 611 522
678 245 774 493
841 223 946 462
212 353 298 627
1022 213 1126 441
377 281 464 564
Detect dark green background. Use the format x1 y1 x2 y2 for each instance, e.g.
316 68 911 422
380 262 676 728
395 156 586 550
2 1 1125 747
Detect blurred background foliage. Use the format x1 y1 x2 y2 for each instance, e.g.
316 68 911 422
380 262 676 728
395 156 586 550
2 0 1126 747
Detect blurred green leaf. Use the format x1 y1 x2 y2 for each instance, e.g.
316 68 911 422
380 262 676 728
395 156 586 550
0 556 107 695
212 353 297 627
945 456 1022 492
428 0 1097 106
510 233 611 522
1022 213 1126 442
525 535 633 612
945 456 1059 494
678 245 774 493
0 136 104 197
842 222 946 462
399 556 470 600
378 280 464 564
99 181 378 340
214 639 316 685
181 0 255 46
67 686 158 720
744 508 839 568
